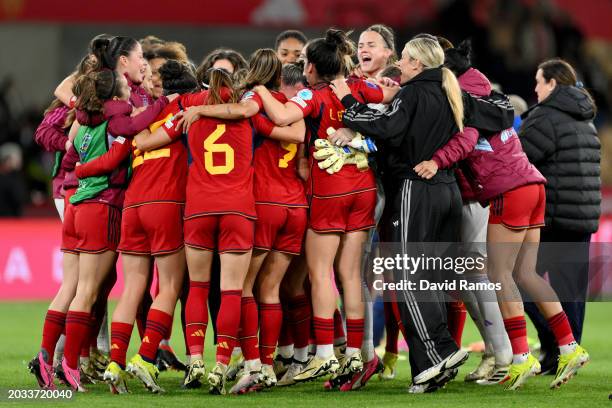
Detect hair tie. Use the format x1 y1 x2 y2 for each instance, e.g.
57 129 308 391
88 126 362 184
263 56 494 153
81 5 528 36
576 81 584 89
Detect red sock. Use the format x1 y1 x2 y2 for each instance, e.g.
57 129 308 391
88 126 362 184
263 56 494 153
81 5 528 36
40 310 66 364
333 309 345 344
504 316 529 355
288 295 311 349
447 301 467 347
110 321 133 369
259 303 282 365
64 311 91 369
277 315 293 347
312 316 334 347
185 280 210 356
80 315 96 358
384 302 399 354
216 290 242 364
138 309 173 362
548 311 575 346
239 296 259 361
345 318 364 350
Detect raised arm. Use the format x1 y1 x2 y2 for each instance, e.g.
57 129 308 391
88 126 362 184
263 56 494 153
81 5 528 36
251 113 305 144
254 85 304 126
54 73 77 107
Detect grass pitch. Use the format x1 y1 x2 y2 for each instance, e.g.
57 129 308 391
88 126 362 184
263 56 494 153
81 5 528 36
0 301 610 407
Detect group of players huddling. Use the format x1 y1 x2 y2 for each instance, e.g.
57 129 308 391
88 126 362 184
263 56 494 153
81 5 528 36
28 25 590 396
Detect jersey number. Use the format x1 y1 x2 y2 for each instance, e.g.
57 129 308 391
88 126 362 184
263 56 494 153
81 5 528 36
132 143 170 168
278 142 297 168
204 124 234 175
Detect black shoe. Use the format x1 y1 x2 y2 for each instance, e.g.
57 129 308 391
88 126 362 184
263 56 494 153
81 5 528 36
155 348 187 372
538 350 559 375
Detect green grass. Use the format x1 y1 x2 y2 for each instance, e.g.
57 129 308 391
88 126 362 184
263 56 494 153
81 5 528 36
0 302 610 407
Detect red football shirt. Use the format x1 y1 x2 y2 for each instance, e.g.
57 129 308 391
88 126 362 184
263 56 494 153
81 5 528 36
250 113 307 208
184 92 256 219
288 79 383 197
123 98 188 208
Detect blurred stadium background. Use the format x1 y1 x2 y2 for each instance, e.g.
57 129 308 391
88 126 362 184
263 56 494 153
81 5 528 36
0 0 611 297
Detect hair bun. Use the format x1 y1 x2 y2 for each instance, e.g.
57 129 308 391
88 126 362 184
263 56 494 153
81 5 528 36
325 28 345 47
444 40 472 77
159 59 184 81
456 39 472 59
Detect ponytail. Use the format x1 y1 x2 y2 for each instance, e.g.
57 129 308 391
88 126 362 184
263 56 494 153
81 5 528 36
207 68 238 105
307 28 356 81
441 67 464 131
72 70 120 115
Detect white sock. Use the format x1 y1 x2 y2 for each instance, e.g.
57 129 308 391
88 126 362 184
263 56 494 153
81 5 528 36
160 339 170 347
468 276 513 366
512 352 529 365
278 345 293 359
96 309 110 354
316 344 334 359
345 346 360 357
559 341 577 355
232 346 242 357
245 359 261 372
294 347 308 363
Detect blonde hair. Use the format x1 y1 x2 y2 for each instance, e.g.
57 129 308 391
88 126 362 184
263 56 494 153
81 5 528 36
405 37 464 131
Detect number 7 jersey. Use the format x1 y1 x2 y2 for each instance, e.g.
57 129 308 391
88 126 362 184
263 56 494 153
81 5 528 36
184 109 256 220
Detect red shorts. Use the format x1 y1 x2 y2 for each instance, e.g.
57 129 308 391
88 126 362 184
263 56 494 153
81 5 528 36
118 203 184 256
254 204 307 255
489 183 545 229
61 203 121 253
309 189 376 233
184 214 254 253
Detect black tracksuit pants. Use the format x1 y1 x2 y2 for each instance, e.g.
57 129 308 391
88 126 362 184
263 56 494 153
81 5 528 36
387 178 463 378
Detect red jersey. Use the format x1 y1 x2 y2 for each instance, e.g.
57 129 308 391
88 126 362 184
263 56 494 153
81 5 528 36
184 92 256 219
243 90 307 207
288 79 383 198
123 98 187 208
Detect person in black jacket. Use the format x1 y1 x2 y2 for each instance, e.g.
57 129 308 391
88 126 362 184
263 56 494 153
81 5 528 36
331 36 468 393
519 58 600 374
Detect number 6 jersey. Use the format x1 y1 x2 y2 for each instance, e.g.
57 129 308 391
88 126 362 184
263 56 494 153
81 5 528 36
183 92 257 220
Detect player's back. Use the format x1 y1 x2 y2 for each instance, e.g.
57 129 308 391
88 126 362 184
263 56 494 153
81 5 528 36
185 116 255 219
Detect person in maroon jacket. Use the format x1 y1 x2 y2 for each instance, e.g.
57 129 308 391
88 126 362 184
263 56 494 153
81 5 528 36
416 44 589 391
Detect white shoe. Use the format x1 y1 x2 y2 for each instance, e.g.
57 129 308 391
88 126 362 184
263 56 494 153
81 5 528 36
465 354 495 382
413 349 469 385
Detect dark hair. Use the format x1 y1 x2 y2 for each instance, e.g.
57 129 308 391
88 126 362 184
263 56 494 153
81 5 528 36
436 36 454 51
144 41 189 63
379 65 402 83
538 58 596 112
444 39 472 77
86 34 113 72
159 60 198 95
306 28 356 82
207 68 239 105
281 62 307 87
72 70 122 115
275 30 308 50
196 48 247 87
244 48 282 90
364 24 397 62
91 36 139 71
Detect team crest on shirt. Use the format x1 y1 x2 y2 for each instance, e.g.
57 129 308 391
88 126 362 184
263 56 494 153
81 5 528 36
297 89 313 101
242 91 255 101
500 128 516 143
80 132 92 153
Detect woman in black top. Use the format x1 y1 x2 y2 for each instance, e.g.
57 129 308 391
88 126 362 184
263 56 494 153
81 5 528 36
519 58 600 374
331 36 468 392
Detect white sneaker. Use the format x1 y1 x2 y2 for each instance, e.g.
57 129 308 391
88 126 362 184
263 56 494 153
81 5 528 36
465 354 495 382
413 349 469 385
